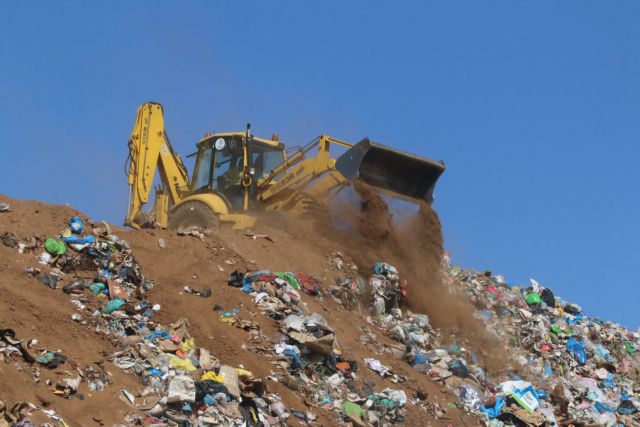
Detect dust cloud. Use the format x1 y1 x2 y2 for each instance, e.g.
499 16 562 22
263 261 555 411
256 182 511 372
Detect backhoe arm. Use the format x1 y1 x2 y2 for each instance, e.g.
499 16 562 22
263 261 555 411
125 102 190 229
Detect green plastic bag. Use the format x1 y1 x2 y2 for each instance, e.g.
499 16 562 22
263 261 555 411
275 272 301 289
625 342 635 355
102 299 126 314
525 292 542 306
343 401 364 418
550 325 564 335
88 282 107 295
44 238 66 256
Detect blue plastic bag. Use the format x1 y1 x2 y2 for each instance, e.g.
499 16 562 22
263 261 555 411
241 280 254 293
566 313 586 325
566 338 587 365
603 374 615 388
62 234 96 245
594 344 614 362
283 348 301 369
372 261 398 276
595 401 614 413
481 396 506 419
69 216 84 234
410 353 428 367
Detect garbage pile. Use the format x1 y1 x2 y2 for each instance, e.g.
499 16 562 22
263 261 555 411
440 259 640 426
0 400 67 426
6 209 639 426
4 216 291 426
329 256 446 377
110 316 278 426
326 252 640 426
0 327 88 402
228 268 413 425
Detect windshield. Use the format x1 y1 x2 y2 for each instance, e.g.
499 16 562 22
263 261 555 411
192 136 243 192
192 136 283 194
213 143 243 189
251 143 284 180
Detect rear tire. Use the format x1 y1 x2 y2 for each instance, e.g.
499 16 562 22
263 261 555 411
168 201 220 230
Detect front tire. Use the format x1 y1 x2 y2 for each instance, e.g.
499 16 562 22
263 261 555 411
168 201 220 230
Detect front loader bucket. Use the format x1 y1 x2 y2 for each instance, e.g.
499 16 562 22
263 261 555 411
335 138 445 204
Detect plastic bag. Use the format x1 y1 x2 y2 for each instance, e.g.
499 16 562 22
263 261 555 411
167 354 197 372
201 371 225 383
378 388 407 406
44 238 66 256
566 337 587 365
457 382 485 411
525 292 542 306
481 396 506 419
102 299 126 314
62 234 95 246
448 358 469 377
69 216 84 234
372 295 385 317
167 375 196 402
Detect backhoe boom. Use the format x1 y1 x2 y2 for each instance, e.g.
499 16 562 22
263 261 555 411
125 103 190 229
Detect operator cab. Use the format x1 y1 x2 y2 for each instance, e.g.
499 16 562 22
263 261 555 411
191 133 285 210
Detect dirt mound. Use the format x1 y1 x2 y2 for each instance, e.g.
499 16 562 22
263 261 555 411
0 194 482 426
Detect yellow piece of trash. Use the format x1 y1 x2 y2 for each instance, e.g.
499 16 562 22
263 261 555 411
167 354 197 371
180 337 196 353
236 368 253 377
201 371 225 383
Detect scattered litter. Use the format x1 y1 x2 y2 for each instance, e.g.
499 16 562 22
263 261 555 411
183 285 212 298
177 226 206 241
244 230 275 242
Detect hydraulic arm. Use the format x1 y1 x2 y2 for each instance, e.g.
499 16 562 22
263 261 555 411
256 135 352 201
125 103 190 229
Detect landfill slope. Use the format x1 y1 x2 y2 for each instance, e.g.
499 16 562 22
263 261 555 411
5 193 637 427
0 199 142 425
0 195 478 426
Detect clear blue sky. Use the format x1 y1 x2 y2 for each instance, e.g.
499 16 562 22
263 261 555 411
1 2 639 327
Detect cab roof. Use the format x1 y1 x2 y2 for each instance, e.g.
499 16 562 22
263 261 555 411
198 132 283 150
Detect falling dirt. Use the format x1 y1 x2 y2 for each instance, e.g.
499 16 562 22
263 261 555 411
348 182 511 372
256 181 511 373
254 180 512 374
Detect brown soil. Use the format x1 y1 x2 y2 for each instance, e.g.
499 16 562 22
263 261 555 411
349 183 509 372
0 193 483 426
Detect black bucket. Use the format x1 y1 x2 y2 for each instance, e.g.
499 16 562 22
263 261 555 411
334 138 445 204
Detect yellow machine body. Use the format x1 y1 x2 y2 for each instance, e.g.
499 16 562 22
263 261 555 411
125 102 445 231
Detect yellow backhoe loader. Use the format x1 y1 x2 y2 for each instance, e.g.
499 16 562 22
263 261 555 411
125 102 445 230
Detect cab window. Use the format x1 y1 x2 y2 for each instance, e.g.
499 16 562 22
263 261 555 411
192 146 212 192
213 145 243 189
251 144 284 180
